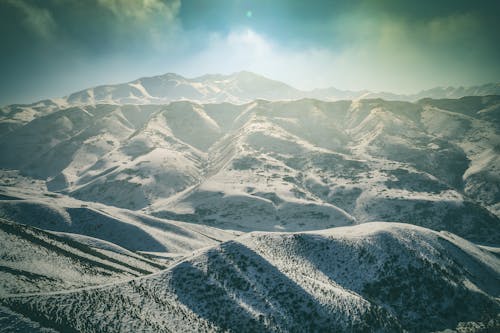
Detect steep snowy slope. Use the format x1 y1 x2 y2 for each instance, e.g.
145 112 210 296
154 100 358 231
1 223 498 332
0 218 165 296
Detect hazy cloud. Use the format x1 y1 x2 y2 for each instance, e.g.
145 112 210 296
324 8 499 92
97 0 180 22
6 0 57 40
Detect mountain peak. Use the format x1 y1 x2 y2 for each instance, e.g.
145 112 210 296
193 71 270 82
146 72 186 81
231 70 263 78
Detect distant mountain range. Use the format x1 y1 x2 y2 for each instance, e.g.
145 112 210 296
2 71 499 135
63 71 500 104
2 71 499 109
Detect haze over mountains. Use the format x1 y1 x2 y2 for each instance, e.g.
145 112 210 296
2 71 499 109
65 71 500 105
1 71 499 332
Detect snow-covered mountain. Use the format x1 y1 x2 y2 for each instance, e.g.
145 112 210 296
0 172 238 295
65 71 303 106
1 72 498 116
58 74 500 105
340 83 500 102
2 223 498 332
1 71 500 332
1 96 499 245
412 83 500 100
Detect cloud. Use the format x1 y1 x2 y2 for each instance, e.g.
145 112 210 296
425 13 481 42
92 0 182 50
326 9 498 91
6 0 57 40
174 1 500 93
176 15 499 94
97 0 180 22
176 29 342 90
4 0 181 50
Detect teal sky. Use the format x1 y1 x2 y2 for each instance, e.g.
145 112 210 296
1 0 499 105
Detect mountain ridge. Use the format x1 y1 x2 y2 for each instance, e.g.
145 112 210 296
2 96 500 245
2 71 499 110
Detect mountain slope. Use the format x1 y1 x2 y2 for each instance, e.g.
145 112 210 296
0 172 238 257
150 98 500 243
1 223 498 332
0 218 165 296
1 97 500 244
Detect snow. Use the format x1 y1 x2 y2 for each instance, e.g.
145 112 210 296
2 96 500 242
0 72 499 332
2 222 498 332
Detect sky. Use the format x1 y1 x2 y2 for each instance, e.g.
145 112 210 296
1 0 499 105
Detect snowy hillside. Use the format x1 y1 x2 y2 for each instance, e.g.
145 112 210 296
0 172 238 258
1 97 499 245
1 223 498 332
0 217 165 296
